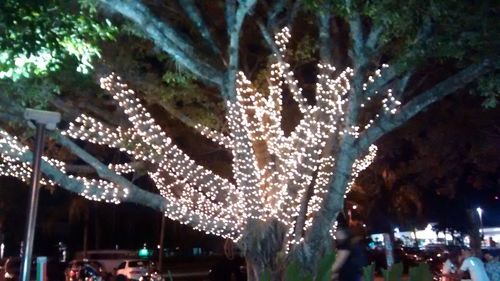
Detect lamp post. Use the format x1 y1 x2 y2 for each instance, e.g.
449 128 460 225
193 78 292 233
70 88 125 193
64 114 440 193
476 207 483 240
20 109 60 281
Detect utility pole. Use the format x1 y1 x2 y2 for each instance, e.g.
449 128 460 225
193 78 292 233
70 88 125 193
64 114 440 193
20 109 60 281
158 215 166 272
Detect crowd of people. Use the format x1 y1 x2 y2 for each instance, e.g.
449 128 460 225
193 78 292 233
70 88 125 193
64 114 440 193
329 224 500 281
204 221 499 281
440 247 499 281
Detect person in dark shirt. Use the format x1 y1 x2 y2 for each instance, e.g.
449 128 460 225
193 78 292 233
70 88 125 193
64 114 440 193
331 228 367 281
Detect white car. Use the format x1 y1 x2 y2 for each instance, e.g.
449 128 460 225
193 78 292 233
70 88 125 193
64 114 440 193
115 260 150 281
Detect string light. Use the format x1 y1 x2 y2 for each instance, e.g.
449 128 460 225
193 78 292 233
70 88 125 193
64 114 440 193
0 27 399 246
0 129 125 203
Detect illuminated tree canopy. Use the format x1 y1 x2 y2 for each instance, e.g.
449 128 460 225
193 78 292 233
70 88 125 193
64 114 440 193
0 0 499 279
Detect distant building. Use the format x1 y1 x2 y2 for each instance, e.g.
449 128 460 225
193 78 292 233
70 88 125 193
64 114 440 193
370 224 500 248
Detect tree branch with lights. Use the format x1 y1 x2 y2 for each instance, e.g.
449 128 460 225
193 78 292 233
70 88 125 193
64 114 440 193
1 1 498 279
1 26 390 278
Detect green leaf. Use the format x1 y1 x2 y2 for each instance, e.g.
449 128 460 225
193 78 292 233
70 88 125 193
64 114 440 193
283 261 313 281
315 251 336 281
362 263 375 281
408 263 432 281
0 0 116 81
382 263 403 281
260 268 271 281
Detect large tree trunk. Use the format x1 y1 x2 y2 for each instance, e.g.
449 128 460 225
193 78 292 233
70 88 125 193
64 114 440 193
293 148 354 274
240 218 287 281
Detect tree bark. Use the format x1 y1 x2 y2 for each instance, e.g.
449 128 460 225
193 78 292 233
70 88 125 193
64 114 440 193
98 0 224 87
296 144 355 273
240 218 287 281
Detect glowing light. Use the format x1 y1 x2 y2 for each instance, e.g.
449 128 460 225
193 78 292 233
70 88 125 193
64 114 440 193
0 27 399 247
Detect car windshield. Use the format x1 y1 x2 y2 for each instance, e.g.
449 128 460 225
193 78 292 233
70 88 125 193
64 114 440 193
129 261 148 268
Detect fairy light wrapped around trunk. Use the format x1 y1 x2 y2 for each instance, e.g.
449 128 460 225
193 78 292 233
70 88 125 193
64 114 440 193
0 27 399 248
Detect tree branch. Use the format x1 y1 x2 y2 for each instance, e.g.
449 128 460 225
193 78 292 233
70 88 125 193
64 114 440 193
179 0 222 56
50 131 238 236
267 0 288 28
298 144 355 265
287 0 301 26
65 161 147 176
50 97 124 126
54 132 137 185
356 59 495 153
364 66 398 98
141 94 224 137
223 0 257 101
257 20 280 56
395 72 412 99
348 11 365 68
346 11 365 127
318 9 333 65
365 26 383 52
98 0 224 87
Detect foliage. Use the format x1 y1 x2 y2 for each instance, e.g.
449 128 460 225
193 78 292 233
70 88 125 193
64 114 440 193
162 70 197 88
314 251 336 281
477 74 500 108
0 77 59 109
382 262 403 281
363 0 500 106
0 0 116 81
260 251 335 281
259 254 431 281
408 263 433 281
303 0 500 105
362 263 375 281
304 0 498 60
0 0 116 109
291 35 318 65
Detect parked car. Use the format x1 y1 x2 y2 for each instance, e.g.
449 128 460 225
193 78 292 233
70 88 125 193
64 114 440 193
73 250 137 275
0 257 36 281
138 271 163 281
115 260 153 281
64 259 105 281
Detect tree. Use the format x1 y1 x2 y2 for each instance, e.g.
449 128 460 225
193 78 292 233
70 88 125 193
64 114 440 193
1 0 499 279
0 0 115 112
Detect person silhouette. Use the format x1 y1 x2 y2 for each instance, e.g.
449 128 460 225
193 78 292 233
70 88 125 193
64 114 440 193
331 227 367 281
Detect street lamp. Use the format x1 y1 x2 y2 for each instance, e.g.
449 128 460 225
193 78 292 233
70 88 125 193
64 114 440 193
20 109 60 281
476 207 484 240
